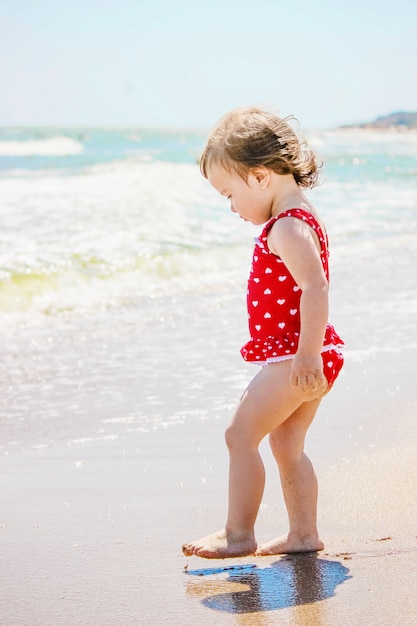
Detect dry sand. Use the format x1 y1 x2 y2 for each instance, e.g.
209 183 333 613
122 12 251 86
1 348 417 625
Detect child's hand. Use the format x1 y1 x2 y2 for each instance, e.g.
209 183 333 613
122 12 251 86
290 353 328 399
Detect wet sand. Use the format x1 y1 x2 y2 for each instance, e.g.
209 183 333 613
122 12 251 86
1 345 417 625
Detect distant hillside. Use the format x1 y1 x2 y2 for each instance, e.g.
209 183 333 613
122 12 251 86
342 111 417 129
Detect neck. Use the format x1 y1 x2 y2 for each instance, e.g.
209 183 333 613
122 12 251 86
270 174 309 217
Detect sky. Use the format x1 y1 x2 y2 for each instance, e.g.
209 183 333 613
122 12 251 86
0 0 416 129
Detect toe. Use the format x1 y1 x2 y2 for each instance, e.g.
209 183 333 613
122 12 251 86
182 543 194 556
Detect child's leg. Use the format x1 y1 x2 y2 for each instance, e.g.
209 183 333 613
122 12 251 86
256 398 324 555
182 360 310 559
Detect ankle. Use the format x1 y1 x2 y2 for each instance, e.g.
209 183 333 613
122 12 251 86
225 525 255 541
288 529 320 542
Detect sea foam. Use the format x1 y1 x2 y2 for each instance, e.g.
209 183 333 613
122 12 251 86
0 137 84 156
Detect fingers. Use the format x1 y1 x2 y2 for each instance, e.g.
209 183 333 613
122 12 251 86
295 370 327 395
289 355 328 398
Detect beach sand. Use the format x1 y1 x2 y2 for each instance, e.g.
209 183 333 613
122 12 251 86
1 342 417 626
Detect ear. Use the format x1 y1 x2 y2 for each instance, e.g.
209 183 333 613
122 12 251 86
251 167 270 189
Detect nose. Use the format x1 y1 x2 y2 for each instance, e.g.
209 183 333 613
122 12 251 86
230 203 237 213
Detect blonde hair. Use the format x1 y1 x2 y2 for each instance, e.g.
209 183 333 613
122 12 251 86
200 106 320 189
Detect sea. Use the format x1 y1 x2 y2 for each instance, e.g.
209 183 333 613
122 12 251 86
1 125 417 452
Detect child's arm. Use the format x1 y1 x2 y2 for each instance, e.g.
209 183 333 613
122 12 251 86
268 217 329 397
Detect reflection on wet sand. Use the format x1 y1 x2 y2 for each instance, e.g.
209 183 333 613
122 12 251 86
185 555 350 619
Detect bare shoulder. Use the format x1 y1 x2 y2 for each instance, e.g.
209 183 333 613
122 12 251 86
268 211 326 256
268 215 315 257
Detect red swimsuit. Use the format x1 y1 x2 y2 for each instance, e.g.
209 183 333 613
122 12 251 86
241 208 344 387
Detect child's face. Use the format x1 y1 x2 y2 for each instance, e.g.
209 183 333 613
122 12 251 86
207 164 273 225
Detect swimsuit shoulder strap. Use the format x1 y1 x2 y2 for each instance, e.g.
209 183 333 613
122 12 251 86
266 208 330 277
275 208 327 246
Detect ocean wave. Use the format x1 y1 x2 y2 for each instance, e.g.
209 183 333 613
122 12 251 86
0 244 250 314
0 137 84 156
307 128 417 158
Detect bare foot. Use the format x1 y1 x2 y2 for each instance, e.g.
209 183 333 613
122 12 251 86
182 528 257 559
255 532 324 556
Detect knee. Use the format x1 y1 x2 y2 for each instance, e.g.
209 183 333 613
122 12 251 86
224 423 242 450
225 422 258 451
269 425 304 465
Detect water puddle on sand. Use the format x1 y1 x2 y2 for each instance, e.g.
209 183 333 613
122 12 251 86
185 554 350 613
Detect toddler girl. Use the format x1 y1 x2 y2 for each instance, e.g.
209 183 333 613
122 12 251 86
182 106 344 559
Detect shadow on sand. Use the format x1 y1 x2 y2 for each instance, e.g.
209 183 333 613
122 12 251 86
185 554 351 613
